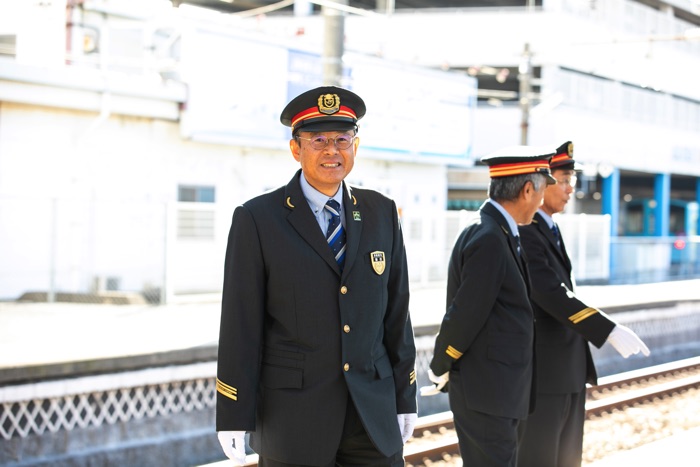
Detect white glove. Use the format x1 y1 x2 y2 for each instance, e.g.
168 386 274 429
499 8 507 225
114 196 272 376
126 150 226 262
607 325 650 358
419 370 449 396
217 430 247 465
397 413 417 444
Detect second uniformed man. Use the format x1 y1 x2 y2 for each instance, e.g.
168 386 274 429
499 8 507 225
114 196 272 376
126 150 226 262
517 141 650 467
427 147 556 466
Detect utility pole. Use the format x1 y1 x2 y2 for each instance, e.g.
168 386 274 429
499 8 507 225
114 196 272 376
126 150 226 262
376 0 395 14
322 0 348 86
518 42 533 145
294 0 312 16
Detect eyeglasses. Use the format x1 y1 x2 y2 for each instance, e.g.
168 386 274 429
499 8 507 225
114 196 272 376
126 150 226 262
296 134 356 150
556 175 577 188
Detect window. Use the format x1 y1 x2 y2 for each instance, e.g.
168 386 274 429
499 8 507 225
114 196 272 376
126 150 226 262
178 185 215 203
177 185 215 239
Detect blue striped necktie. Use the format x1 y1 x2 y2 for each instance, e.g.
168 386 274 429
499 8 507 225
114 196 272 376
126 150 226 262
551 224 561 248
325 199 346 270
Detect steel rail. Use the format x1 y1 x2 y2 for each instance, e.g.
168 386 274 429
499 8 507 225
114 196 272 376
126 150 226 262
235 358 700 466
403 358 700 464
588 355 700 396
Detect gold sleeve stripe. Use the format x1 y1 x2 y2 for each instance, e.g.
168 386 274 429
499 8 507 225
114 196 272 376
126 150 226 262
216 378 238 401
446 345 463 360
409 370 416 385
569 307 599 324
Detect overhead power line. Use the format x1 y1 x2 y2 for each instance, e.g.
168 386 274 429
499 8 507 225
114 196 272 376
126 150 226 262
231 0 379 18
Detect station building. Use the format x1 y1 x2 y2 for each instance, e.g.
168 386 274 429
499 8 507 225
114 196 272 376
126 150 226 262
0 0 473 301
225 0 700 228
213 0 700 281
1 0 699 301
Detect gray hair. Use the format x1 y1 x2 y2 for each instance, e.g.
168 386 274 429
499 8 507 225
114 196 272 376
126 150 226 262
488 173 547 202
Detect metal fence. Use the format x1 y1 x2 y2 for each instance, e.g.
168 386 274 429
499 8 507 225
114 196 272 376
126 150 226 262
3 196 700 304
0 336 482 445
0 197 229 304
609 235 700 284
3 307 698 443
402 209 613 287
0 363 216 441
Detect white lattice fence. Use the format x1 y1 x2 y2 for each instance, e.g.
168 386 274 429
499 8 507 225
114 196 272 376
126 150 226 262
0 362 216 440
0 350 442 441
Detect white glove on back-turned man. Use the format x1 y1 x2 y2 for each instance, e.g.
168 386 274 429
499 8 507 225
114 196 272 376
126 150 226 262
607 324 650 358
419 369 449 397
217 431 247 466
397 413 418 444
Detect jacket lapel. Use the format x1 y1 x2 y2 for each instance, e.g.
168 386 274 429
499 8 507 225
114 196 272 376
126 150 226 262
342 184 362 276
557 225 573 272
536 214 561 254
283 171 342 274
534 213 572 271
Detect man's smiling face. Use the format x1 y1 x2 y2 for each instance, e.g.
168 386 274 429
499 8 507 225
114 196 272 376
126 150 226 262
291 131 359 196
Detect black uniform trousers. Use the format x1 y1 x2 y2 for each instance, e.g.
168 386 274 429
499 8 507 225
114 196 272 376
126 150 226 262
257 397 404 467
517 387 586 467
518 213 615 467
451 405 520 467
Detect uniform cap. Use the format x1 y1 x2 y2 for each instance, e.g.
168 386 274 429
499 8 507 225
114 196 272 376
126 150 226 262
481 146 556 184
280 86 366 135
550 141 577 170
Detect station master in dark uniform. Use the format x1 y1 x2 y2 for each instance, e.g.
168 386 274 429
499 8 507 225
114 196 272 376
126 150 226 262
517 141 650 467
425 147 556 466
215 86 417 467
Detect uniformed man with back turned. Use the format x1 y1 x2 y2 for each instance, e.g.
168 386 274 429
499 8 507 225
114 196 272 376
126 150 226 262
423 147 556 466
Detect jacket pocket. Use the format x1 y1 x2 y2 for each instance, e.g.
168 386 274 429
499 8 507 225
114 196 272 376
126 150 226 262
487 332 530 365
261 347 304 389
488 344 527 365
374 353 393 379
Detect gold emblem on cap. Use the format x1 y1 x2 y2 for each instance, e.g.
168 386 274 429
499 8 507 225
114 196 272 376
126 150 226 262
370 251 385 275
568 142 574 156
318 93 340 115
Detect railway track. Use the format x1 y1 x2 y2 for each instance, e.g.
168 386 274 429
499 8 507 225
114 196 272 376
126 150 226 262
406 356 700 465
237 356 700 467
585 356 700 416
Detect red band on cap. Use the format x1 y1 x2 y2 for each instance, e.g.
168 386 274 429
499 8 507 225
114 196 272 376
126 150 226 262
489 160 550 178
291 105 357 131
550 153 573 165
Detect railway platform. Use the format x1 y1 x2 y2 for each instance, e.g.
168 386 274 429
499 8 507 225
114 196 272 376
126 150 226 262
2 278 700 378
586 426 700 466
1 279 699 467
198 426 700 467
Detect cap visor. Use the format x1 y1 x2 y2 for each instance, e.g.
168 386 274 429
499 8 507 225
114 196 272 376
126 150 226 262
550 161 578 171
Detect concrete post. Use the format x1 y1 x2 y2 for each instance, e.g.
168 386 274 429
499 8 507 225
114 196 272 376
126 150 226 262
322 0 348 86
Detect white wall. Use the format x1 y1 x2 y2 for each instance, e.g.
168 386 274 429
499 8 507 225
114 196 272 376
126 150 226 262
0 102 446 300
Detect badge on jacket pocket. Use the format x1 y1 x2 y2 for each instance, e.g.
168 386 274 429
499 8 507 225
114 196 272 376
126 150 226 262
370 251 385 275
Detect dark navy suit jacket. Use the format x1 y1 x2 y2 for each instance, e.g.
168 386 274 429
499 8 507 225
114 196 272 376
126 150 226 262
519 212 615 393
431 200 535 420
216 169 416 465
